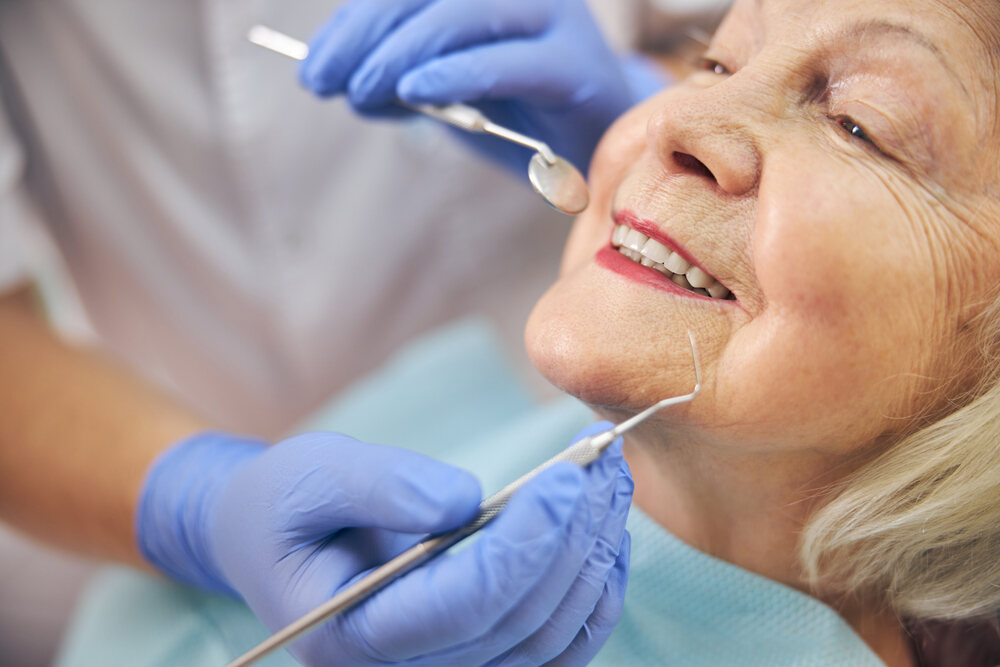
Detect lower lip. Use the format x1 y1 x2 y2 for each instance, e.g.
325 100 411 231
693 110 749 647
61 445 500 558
595 246 714 300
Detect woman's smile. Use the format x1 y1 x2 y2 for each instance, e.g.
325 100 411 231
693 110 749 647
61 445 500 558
599 211 737 302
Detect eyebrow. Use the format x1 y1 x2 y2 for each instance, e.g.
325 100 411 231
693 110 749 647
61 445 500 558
842 21 948 70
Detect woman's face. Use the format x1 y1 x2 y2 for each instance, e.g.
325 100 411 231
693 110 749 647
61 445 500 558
526 0 1000 455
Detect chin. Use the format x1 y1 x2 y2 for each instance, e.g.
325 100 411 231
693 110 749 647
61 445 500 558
526 315 614 410
526 274 677 413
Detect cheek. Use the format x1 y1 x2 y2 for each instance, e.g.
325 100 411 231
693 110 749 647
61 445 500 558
754 148 945 321
721 154 939 448
559 209 610 277
713 318 909 449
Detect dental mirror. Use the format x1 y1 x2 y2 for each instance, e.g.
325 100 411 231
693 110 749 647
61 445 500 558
528 152 590 215
248 25 591 215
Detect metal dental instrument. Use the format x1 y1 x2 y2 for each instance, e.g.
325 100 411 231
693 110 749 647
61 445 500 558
247 25 591 215
225 332 701 667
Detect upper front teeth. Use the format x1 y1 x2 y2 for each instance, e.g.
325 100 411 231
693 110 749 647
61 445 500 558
664 252 690 274
623 229 647 253
686 266 714 289
641 238 671 264
610 224 732 300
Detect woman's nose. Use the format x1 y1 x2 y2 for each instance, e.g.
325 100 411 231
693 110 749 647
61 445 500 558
647 86 762 197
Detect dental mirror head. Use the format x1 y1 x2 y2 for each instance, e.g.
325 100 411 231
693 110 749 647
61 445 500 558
528 153 590 215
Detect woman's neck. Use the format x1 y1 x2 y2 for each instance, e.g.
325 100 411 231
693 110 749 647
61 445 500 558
624 436 915 667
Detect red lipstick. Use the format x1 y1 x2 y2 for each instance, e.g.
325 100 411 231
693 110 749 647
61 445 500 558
596 247 712 299
595 210 725 301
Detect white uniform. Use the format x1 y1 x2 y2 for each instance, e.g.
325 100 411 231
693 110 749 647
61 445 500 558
0 0 722 663
0 1 581 436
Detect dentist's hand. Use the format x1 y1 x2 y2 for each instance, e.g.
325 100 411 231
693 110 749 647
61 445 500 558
299 0 665 175
137 426 632 665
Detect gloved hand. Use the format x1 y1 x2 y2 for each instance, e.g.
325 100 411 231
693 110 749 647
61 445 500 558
137 425 633 666
299 0 666 175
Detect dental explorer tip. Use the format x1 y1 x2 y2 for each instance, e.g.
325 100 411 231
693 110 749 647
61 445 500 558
687 330 702 396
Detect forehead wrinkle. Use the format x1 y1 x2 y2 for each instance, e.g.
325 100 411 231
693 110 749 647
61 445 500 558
932 0 1000 146
836 19 969 100
750 1 973 98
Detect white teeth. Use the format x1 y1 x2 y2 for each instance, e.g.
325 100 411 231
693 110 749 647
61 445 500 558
641 238 671 264
686 266 714 289
612 225 628 246
610 223 732 301
623 228 648 252
707 282 731 299
664 252 691 275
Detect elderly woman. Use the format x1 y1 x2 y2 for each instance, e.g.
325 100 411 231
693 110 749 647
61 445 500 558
527 0 1000 661
58 0 1000 665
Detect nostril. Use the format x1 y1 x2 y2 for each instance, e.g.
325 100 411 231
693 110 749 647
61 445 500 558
673 151 716 182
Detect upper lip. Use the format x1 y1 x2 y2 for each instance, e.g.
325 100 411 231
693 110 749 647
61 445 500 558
612 210 730 294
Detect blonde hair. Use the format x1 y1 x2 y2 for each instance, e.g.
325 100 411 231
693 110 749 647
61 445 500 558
800 296 1000 620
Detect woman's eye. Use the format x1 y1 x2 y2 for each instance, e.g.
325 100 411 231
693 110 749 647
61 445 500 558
834 115 875 146
698 58 730 76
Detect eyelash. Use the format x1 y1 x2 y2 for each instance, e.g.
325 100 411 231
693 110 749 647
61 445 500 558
831 115 877 148
698 57 730 76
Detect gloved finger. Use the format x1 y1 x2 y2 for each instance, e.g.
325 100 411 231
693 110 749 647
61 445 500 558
347 0 558 109
492 462 633 665
544 530 631 667
332 463 588 662
415 441 626 666
262 432 481 538
299 0 431 97
344 105 415 121
397 38 592 109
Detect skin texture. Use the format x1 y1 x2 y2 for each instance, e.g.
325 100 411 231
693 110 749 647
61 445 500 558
525 0 1000 664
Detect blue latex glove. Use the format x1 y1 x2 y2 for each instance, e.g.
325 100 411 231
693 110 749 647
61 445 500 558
299 0 666 175
137 425 633 666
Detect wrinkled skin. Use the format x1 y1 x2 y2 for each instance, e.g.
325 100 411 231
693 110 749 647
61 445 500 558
525 0 1000 663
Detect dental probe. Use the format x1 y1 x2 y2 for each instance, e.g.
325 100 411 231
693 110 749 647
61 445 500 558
225 332 701 667
247 25 591 215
